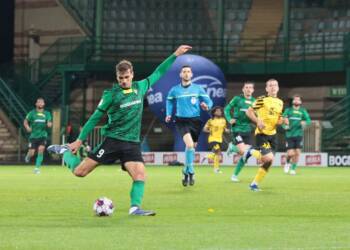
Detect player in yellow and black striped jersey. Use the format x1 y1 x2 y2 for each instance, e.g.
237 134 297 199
203 106 228 173
244 79 284 191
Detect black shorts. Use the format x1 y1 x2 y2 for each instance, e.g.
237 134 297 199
175 117 202 143
255 134 277 155
286 136 303 150
88 137 144 170
232 132 253 145
208 141 222 152
28 137 47 149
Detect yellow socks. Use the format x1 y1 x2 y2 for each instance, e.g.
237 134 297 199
253 167 267 184
213 154 220 170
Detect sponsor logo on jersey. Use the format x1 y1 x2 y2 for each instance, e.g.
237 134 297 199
34 119 46 123
120 99 142 108
290 117 302 120
191 96 197 104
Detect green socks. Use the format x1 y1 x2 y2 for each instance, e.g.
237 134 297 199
233 157 245 176
291 163 297 171
130 180 145 207
35 153 43 168
228 143 239 153
63 151 81 171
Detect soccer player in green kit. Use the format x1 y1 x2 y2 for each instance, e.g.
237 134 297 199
23 97 52 174
224 82 255 182
283 95 311 175
48 45 192 216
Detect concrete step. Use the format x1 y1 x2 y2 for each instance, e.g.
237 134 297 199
0 139 17 145
0 126 9 133
0 154 18 161
0 131 10 136
0 144 19 150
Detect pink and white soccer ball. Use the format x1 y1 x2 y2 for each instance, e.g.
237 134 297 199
93 197 115 216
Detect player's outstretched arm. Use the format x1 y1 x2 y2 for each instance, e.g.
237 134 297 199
23 118 32 133
146 45 192 87
173 45 192 57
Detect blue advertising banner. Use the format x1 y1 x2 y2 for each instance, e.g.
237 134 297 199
147 54 227 151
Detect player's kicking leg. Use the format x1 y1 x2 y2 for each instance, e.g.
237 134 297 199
48 141 156 216
47 144 97 174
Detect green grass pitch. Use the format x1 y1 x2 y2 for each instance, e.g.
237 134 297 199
0 165 349 250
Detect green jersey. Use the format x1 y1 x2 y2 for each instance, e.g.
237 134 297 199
78 54 177 143
283 106 311 138
224 95 255 133
25 109 52 139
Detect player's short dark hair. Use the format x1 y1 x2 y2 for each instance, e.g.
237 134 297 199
211 106 224 117
243 81 254 86
116 60 133 73
293 94 302 101
36 97 44 102
181 65 192 70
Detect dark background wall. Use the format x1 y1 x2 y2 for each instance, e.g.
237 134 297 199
0 0 14 63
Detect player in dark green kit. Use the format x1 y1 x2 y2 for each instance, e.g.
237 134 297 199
23 97 52 174
283 95 311 175
224 82 256 182
48 45 192 216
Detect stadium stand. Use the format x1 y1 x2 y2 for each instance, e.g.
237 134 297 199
0 0 350 160
282 0 350 55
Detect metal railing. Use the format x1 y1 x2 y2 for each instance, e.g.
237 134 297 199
303 121 322 152
322 95 350 150
42 33 348 66
0 77 29 129
87 126 104 149
59 0 95 34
